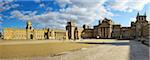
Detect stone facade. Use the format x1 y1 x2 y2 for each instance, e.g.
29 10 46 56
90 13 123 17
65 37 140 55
120 27 132 39
94 18 113 38
66 21 84 40
66 12 149 41
112 25 121 38
142 24 150 45
80 18 113 39
81 28 93 39
129 12 150 46
66 21 76 40
3 21 68 40
2 12 150 44
131 12 149 40
4 28 27 40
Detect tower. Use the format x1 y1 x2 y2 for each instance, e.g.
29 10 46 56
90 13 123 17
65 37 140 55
136 12 147 22
135 12 148 40
26 21 32 30
26 20 34 39
66 21 76 40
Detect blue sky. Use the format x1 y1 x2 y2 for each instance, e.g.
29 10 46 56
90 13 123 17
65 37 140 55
0 0 150 30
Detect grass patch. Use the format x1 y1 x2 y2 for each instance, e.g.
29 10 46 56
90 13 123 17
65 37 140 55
0 42 93 58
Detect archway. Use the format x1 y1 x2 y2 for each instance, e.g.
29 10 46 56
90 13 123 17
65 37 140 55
30 34 33 39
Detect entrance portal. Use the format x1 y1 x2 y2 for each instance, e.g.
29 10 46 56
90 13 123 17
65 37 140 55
30 34 33 39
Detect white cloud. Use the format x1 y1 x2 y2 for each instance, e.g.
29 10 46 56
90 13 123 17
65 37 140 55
107 0 150 12
10 10 68 29
11 10 24 19
10 0 114 29
34 0 46 8
56 0 113 25
39 3 45 7
0 0 19 12
0 16 2 21
130 16 150 23
130 17 136 22
45 7 52 12
56 0 71 8
11 4 19 8
9 0 149 29
34 0 41 3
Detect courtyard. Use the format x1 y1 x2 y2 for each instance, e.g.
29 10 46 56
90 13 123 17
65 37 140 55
0 39 149 60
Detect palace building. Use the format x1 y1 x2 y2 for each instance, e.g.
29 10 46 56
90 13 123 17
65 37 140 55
81 18 113 39
2 12 150 45
66 12 150 43
3 21 68 40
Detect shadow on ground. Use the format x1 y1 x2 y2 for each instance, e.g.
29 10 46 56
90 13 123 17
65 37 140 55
78 42 129 46
78 40 149 60
129 40 149 60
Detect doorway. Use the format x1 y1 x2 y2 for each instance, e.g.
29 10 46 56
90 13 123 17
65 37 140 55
30 34 33 39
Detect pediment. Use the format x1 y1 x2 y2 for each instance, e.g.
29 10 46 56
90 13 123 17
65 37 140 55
98 22 110 27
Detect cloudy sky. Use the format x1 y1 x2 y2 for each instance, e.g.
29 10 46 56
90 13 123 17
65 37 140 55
0 0 150 30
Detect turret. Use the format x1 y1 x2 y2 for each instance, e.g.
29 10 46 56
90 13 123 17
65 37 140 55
144 12 146 16
137 12 139 16
83 24 86 29
26 20 34 39
26 20 32 30
99 20 101 25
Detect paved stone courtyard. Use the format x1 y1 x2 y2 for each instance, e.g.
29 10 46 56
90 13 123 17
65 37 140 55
0 39 149 60
43 40 149 60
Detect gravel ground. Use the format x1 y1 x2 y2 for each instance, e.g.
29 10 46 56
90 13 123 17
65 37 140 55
1 40 149 60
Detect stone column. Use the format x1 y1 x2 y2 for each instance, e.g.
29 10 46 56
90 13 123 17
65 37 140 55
108 26 112 38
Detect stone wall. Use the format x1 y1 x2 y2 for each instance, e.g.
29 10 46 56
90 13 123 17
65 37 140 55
3 21 68 40
34 29 45 40
3 28 27 40
81 29 93 39
112 25 121 39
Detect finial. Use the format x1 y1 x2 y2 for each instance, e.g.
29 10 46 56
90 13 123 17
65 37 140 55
144 11 146 16
137 12 139 16
99 20 101 24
